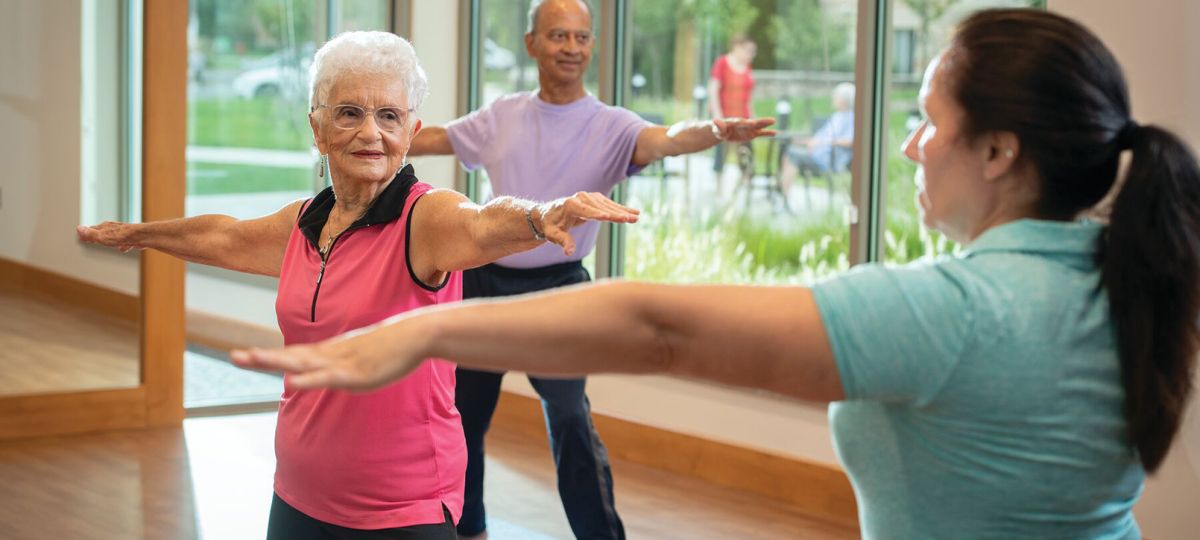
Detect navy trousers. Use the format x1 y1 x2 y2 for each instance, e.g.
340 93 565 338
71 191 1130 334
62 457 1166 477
455 262 625 540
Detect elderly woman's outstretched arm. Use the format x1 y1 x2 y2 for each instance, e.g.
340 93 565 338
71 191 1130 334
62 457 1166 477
405 189 639 287
233 280 845 403
77 200 304 277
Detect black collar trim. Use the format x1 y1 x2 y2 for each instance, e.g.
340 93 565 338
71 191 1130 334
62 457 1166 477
297 164 419 250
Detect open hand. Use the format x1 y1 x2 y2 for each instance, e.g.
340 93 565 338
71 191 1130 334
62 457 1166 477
714 117 777 143
77 222 142 252
231 320 422 391
536 192 639 256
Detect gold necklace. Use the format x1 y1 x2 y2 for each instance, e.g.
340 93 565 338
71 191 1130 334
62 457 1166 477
319 207 348 257
319 232 338 256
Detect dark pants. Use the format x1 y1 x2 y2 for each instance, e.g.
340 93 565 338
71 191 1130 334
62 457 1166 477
266 494 456 540
456 262 625 540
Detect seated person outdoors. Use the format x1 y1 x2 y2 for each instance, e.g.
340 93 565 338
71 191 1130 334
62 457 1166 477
779 82 855 195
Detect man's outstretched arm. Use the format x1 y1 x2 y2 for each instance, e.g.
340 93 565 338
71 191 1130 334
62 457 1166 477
630 117 776 167
408 126 455 157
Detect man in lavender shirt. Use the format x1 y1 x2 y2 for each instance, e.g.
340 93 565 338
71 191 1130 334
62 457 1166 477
408 1 772 538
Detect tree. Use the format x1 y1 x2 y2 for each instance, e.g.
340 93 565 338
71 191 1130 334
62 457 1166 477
769 0 853 72
901 0 960 71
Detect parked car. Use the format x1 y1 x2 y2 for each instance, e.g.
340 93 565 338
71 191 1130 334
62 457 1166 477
232 62 309 99
240 43 316 71
232 43 315 100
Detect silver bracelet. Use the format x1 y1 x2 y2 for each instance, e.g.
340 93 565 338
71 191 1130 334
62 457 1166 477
525 207 545 241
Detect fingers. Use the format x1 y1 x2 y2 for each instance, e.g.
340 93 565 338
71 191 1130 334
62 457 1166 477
230 347 277 370
542 213 578 256
230 346 316 373
542 194 639 232
77 225 102 244
77 222 134 249
567 192 640 223
231 345 383 391
723 117 778 142
538 191 640 256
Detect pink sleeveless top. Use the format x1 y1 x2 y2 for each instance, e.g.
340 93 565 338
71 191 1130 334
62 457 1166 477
273 167 465 529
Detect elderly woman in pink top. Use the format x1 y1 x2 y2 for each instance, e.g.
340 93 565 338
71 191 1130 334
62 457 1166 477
78 31 637 539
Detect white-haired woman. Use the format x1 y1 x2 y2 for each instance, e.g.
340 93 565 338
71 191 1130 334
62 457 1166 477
778 81 856 195
79 31 638 539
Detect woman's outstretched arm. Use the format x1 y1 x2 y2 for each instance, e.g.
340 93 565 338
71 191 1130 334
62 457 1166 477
233 280 844 403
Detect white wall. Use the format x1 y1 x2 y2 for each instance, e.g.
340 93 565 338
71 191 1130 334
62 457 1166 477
0 2 140 295
1048 2 1200 537
406 1 460 189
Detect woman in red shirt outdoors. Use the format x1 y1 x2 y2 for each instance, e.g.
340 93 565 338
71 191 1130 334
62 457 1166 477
708 35 757 176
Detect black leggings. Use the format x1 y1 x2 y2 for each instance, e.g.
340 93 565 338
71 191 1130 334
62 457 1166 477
266 494 457 540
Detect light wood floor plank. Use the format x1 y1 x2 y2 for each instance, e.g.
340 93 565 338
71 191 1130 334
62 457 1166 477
0 288 139 396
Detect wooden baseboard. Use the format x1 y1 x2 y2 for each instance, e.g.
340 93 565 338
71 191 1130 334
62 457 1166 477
0 256 282 351
492 391 859 529
0 257 139 322
0 388 148 439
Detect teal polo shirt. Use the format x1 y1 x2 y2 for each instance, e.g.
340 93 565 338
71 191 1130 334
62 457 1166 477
813 219 1143 539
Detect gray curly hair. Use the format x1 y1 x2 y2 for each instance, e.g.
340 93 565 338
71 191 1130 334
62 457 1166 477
308 31 429 112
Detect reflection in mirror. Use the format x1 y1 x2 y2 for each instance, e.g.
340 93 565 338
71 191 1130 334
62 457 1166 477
0 0 144 398
0 277 141 396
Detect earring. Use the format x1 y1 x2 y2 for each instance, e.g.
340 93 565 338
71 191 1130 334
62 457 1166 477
1004 149 1014 158
318 154 327 178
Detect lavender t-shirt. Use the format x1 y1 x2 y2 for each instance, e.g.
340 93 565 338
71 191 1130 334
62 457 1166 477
445 91 649 268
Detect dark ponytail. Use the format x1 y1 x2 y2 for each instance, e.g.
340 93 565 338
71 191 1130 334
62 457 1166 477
1102 125 1200 472
950 9 1200 472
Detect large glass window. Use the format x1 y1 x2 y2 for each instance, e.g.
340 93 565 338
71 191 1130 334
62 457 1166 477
186 0 391 221
882 0 1044 264
622 0 859 284
183 0 392 411
460 1 1050 279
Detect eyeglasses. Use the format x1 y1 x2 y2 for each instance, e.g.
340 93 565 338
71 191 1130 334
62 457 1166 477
314 104 414 132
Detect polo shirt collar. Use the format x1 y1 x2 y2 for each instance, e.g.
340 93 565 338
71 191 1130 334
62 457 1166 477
965 218 1102 257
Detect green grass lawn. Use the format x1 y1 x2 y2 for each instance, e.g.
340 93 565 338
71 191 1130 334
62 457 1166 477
189 97 313 150
187 162 313 195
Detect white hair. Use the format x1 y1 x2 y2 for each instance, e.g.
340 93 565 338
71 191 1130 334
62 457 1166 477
833 82 856 107
308 31 429 111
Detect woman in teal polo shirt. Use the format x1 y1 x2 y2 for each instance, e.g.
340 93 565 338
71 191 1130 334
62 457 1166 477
234 9 1200 539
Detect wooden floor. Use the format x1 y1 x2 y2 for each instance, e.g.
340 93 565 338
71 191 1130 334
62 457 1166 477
0 412 858 539
0 287 139 395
